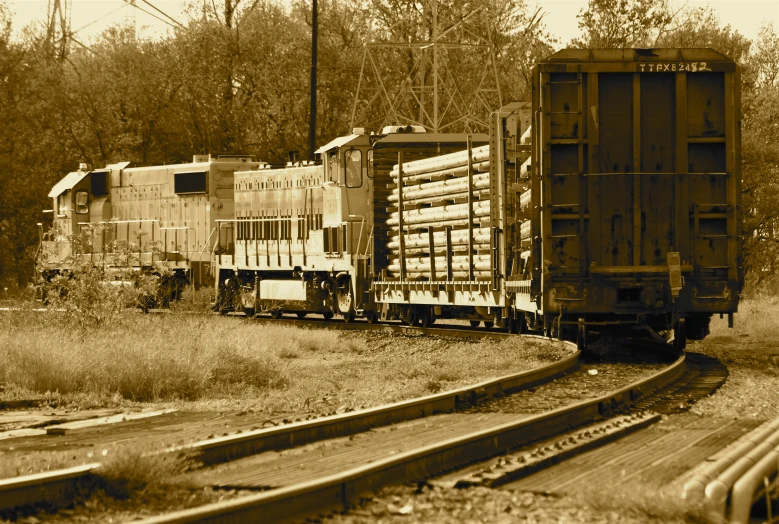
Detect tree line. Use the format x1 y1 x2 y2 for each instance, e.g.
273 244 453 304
0 0 776 292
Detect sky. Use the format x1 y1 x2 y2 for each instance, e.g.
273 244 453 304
6 0 779 47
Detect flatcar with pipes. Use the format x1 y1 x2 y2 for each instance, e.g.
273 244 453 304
38 155 259 294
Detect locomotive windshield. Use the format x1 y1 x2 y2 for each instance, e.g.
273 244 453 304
345 149 362 187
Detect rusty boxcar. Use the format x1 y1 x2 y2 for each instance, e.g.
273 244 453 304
372 48 741 348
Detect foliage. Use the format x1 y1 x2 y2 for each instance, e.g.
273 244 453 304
0 0 777 291
571 0 672 48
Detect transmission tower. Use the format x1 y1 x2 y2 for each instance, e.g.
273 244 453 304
46 0 72 60
350 0 502 134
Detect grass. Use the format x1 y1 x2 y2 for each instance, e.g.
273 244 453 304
689 294 779 420
0 310 570 413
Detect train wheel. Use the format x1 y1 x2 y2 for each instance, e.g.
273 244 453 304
576 318 587 352
243 307 255 318
469 320 481 328
322 311 334 320
365 311 379 324
271 310 283 319
484 321 494 329
218 277 241 315
673 318 687 351
342 310 355 323
296 312 307 319
420 308 436 328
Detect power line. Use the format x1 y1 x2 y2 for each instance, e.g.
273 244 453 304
71 3 129 35
122 0 179 28
137 0 185 28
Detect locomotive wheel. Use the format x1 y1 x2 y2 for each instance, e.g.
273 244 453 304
469 320 481 328
322 311 334 320
218 277 241 315
296 312 307 319
484 321 494 329
270 310 283 319
342 310 356 323
365 311 379 324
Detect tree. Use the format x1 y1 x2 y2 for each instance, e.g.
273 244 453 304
571 0 672 48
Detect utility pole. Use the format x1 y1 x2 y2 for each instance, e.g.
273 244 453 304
309 0 318 160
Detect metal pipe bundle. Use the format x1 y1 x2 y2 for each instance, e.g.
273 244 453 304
388 227 491 249
520 189 532 210
390 145 490 178
388 173 490 202
387 201 490 227
386 142 493 281
388 254 492 273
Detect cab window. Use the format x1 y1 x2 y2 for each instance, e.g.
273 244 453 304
75 190 89 214
345 149 362 188
328 152 338 182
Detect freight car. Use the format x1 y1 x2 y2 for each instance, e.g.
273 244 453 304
373 48 742 348
212 128 488 320
38 155 260 293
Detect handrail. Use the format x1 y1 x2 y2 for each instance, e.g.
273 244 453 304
197 227 217 289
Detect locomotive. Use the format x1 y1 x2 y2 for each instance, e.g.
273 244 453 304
213 48 742 349
39 155 260 293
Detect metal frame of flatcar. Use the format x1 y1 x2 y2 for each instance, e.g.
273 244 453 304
520 48 741 341
370 133 499 325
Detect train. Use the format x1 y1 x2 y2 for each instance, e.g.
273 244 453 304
38 155 260 298
39 48 742 349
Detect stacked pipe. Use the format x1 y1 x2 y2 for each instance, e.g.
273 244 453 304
519 125 533 259
387 143 491 281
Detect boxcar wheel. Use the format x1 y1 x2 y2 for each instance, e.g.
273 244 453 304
296 312 307 319
322 312 334 320
271 310 283 319
365 311 379 324
484 321 494 329
469 320 481 328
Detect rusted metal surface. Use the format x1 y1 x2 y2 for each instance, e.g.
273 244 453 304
135 351 686 524
0 464 100 514
525 48 741 336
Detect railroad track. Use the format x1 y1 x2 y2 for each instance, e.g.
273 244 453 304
131 340 690 524
0 324 727 524
0 324 574 519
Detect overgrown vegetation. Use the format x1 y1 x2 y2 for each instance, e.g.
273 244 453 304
0 306 568 410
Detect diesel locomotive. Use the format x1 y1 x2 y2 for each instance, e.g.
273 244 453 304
39 155 260 291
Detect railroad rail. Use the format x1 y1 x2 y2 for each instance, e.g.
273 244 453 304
0 325 576 517
134 345 687 524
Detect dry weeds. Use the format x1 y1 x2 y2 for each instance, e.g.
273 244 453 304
0 310 569 414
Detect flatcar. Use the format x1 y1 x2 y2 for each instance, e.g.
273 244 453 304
38 155 260 293
214 47 741 349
